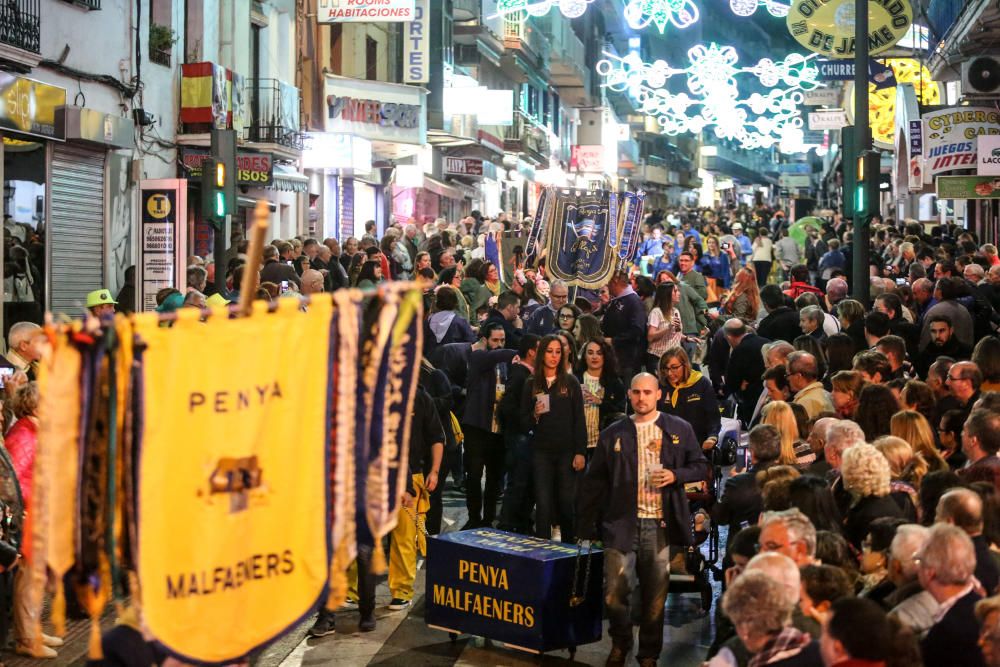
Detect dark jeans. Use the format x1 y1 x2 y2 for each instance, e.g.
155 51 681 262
463 426 505 526
605 519 671 660
532 447 578 543
499 433 534 534
317 543 376 619
427 441 462 535
753 260 771 286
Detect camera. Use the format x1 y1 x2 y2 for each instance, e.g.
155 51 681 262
721 242 731 250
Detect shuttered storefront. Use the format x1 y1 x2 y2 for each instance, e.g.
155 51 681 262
49 143 106 314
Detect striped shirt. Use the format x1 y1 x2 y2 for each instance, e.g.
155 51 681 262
582 373 603 449
635 418 664 519
647 307 684 359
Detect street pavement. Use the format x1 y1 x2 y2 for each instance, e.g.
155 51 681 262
273 488 722 667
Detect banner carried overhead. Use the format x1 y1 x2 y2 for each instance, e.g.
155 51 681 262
787 0 912 59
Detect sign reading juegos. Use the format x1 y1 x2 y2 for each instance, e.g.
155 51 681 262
787 0 912 59
318 0 415 23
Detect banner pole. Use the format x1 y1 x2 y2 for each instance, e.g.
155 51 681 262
239 201 271 317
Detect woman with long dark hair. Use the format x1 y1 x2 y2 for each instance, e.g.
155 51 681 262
575 338 627 455
520 336 587 543
355 260 382 289
855 384 901 442
646 282 683 373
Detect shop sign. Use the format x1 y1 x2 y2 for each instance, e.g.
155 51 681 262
922 106 1000 181
778 163 812 174
908 119 922 156
404 0 429 84
302 133 373 172
803 87 842 106
779 174 811 188
139 180 187 312
936 175 1000 200
324 76 426 145
978 136 1000 176
814 59 897 89
571 145 604 173
788 0 913 59
445 157 484 177
808 110 848 130
318 0 415 23
182 149 274 186
0 74 66 140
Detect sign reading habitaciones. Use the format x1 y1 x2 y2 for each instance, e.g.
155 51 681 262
318 0 415 23
787 0 912 59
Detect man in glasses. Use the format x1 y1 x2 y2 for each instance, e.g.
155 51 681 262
958 409 1000 493
525 279 568 336
942 361 984 425
757 507 817 568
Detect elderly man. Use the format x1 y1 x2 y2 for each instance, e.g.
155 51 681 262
577 373 706 667
806 416 840 477
886 524 939 635
787 351 834 418
918 524 986 667
959 409 1000 492
758 508 818 567
937 488 1000 595
723 319 769 425
713 424 781 542
942 360 984 424
824 277 848 313
300 269 326 296
525 279 569 337
799 305 827 342
600 273 647 382
826 419 865 516
0 322 42 381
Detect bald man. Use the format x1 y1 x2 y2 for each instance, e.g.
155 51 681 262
300 269 325 296
937 488 1000 595
578 373 706 666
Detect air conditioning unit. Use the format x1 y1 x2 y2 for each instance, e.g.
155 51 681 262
962 56 1000 97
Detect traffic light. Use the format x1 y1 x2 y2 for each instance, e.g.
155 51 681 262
200 158 227 228
855 150 880 226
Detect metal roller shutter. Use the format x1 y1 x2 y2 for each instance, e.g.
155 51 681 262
50 144 106 314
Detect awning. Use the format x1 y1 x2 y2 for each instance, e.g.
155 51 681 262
422 175 464 201
270 164 309 193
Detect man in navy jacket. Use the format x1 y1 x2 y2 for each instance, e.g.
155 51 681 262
577 373 707 667
601 271 648 383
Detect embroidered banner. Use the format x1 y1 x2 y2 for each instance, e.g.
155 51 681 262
134 298 332 664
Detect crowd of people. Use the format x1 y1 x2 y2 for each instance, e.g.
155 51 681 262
87 204 1000 666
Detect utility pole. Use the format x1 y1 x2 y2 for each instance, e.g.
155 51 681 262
851 0 872 304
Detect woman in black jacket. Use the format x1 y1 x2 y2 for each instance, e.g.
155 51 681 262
521 335 587 543
574 338 627 456
657 346 721 451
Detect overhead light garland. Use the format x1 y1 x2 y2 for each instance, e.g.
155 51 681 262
494 0 595 19
597 45 820 150
728 0 790 17
624 0 700 32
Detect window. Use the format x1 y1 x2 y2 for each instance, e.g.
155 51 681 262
365 36 378 81
149 0 174 66
329 24 343 74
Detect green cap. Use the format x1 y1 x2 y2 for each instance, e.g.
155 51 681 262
86 289 117 308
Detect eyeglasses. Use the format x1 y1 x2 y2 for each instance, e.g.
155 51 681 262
946 375 965 383
664 364 684 372
558 314 576 320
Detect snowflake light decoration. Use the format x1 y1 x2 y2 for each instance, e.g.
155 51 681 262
596 45 820 151
729 0 791 17
624 0 700 33
495 0 596 19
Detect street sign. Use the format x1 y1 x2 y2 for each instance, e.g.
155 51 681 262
803 87 842 106
445 157 484 177
979 136 1000 176
936 175 1000 199
808 110 849 130
815 59 897 89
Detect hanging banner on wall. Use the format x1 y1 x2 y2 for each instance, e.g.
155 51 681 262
135 299 334 664
138 180 187 312
403 0 430 83
318 0 415 22
922 106 1000 182
787 0 912 59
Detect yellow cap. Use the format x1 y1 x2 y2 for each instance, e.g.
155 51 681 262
85 289 117 308
206 293 231 307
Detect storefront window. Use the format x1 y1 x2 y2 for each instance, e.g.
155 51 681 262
4 140 46 337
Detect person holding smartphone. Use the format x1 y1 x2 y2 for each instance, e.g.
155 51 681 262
520 335 587 543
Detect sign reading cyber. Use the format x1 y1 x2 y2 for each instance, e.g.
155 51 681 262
787 0 913 59
426 529 603 653
922 107 1000 181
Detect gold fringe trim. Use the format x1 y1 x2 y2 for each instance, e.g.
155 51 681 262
51 580 65 638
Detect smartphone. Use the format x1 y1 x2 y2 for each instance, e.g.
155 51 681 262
535 393 550 414
280 280 290 294
0 368 12 389
896 278 907 285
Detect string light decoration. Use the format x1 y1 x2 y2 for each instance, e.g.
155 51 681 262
597 45 820 150
495 0 595 19
624 0 700 32
728 0 790 17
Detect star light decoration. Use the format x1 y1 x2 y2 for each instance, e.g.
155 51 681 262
728 0 791 17
624 0 700 33
597 45 821 151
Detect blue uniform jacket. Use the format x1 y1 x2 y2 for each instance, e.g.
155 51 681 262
577 413 707 551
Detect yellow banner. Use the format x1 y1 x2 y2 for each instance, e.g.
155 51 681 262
135 299 331 663
787 0 912 59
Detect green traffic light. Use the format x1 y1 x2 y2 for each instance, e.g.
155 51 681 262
855 187 865 215
215 192 225 218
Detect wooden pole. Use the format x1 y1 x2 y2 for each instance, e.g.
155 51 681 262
238 201 270 317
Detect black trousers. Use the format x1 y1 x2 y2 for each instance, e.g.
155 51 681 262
532 447 579 543
317 543 375 618
463 425 505 526
498 432 534 534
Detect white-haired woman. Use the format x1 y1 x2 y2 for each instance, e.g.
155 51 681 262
841 443 905 550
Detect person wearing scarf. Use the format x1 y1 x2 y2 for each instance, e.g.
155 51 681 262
657 346 721 451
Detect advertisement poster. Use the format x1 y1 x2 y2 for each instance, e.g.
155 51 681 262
787 0 912 59
936 175 1000 200
139 180 187 312
979 135 1000 176
922 107 1000 181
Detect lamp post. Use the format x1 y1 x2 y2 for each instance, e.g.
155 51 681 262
852 0 872 304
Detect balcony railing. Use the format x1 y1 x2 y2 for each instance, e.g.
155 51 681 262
504 111 550 165
64 0 101 8
0 0 40 54
502 14 549 70
246 78 304 151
